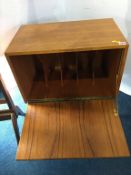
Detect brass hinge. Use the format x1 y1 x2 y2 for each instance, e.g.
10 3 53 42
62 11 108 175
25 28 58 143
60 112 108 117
113 108 119 117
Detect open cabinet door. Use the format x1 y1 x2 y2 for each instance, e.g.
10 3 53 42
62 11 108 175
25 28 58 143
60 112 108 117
16 99 130 160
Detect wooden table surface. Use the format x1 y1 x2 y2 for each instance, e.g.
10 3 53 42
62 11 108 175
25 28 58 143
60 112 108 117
17 99 130 160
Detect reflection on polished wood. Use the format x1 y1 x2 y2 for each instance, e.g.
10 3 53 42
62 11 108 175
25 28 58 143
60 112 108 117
17 99 130 160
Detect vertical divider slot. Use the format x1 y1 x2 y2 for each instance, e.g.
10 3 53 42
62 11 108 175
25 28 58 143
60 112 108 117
75 53 79 84
43 58 49 87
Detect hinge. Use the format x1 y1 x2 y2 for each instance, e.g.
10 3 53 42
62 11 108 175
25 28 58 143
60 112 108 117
113 98 119 117
113 108 119 117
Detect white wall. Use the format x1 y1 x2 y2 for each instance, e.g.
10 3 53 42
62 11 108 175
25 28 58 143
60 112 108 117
0 0 131 97
0 0 27 109
0 0 27 87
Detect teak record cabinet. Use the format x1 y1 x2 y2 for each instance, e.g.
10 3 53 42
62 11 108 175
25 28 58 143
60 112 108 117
5 18 130 160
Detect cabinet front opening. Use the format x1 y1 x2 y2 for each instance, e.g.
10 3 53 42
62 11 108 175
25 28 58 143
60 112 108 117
8 49 123 102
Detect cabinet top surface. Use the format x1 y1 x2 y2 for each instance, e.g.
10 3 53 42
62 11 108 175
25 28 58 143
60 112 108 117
5 18 128 56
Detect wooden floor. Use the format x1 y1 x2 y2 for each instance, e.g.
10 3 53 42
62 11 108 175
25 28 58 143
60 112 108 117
17 100 130 160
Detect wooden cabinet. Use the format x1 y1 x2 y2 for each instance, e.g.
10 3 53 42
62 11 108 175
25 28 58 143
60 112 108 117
5 18 130 160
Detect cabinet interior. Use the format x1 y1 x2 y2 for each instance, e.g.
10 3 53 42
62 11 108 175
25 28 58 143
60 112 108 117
9 49 123 102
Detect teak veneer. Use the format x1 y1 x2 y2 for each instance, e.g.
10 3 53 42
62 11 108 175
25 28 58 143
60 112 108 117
5 18 130 160
17 100 129 160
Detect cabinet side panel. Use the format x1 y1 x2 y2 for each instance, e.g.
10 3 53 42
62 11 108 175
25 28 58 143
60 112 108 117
106 49 123 96
6 55 35 102
117 47 129 93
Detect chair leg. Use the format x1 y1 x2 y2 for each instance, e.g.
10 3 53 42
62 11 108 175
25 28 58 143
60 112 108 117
15 105 25 116
11 113 20 144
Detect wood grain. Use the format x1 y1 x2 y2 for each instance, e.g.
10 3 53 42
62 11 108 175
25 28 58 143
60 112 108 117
17 100 130 160
5 18 128 56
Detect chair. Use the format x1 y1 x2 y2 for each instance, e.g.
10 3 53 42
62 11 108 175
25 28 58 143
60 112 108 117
0 74 25 144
